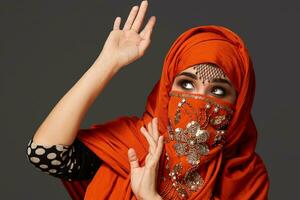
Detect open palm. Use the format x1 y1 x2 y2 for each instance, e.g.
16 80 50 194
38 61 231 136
100 0 156 70
128 117 163 200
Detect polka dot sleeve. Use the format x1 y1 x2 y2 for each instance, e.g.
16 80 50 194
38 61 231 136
26 138 102 181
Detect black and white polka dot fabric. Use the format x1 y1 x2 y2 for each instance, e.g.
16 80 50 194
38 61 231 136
26 138 102 181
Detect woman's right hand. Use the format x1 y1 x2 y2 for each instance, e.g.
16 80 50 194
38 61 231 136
98 0 156 72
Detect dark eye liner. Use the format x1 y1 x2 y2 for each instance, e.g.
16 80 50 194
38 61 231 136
211 86 227 97
178 79 194 89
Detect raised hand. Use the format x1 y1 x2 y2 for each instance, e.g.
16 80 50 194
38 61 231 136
98 0 156 72
128 117 164 200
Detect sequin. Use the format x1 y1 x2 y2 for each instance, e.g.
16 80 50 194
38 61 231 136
195 130 209 143
169 91 233 113
174 143 188 156
187 150 200 165
184 168 204 191
168 119 210 166
186 121 200 136
212 130 226 147
214 107 219 113
210 115 225 125
174 128 187 142
196 144 209 155
163 90 235 199
161 153 205 199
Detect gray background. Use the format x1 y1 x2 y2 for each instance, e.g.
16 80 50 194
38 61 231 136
1 0 299 199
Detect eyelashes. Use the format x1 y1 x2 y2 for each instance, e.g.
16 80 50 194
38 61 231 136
176 79 227 97
177 79 194 90
211 86 226 97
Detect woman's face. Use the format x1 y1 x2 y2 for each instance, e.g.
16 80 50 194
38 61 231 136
171 65 237 104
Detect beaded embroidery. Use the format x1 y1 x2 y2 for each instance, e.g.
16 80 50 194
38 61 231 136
160 153 205 199
169 119 210 165
159 90 234 199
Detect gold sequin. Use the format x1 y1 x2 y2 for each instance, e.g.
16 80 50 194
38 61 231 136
168 120 210 165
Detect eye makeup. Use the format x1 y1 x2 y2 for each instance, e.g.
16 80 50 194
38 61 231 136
176 78 195 90
174 78 233 99
210 86 227 97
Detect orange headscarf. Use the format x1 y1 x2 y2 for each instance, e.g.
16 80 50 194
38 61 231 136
62 25 269 200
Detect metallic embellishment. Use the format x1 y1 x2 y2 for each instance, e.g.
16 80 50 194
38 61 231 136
174 143 187 156
175 98 190 124
160 153 205 199
187 149 200 165
210 115 226 125
192 63 226 84
169 91 234 114
184 167 204 191
162 90 234 199
168 120 210 165
210 114 232 130
213 106 219 113
212 130 226 147
168 161 188 199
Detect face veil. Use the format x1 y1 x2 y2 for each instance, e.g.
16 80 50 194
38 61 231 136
158 89 235 199
141 25 269 199
61 25 270 200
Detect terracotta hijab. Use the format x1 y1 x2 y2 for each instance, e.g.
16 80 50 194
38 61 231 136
62 25 269 199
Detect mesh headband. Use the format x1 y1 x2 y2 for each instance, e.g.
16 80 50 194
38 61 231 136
192 63 226 84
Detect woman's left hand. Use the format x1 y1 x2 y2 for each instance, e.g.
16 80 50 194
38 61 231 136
127 117 164 200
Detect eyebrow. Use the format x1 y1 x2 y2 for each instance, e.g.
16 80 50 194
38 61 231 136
175 72 233 87
175 72 197 80
210 78 233 87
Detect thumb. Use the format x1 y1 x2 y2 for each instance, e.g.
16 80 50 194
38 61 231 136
128 148 140 170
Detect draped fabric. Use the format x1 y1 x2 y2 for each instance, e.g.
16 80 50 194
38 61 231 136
61 25 269 200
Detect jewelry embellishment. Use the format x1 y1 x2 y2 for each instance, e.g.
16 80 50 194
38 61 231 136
160 153 205 199
184 166 204 191
175 98 187 124
210 115 225 125
212 130 226 147
162 90 235 199
169 91 234 114
168 120 210 165
210 114 232 130
192 63 226 84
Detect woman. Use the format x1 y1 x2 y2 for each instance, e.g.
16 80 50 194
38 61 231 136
27 0 269 199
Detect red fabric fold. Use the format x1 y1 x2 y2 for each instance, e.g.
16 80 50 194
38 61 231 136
61 25 269 200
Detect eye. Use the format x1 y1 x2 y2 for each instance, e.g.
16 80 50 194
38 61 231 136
177 79 194 90
211 86 226 97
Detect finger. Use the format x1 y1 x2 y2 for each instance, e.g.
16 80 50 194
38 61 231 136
138 16 155 53
113 16 121 30
153 136 164 162
152 117 159 142
141 126 156 152
147 120 158 145
123 5 139 30
140 126 156 154
131 0 148 33
139 16 156 40
128 148 139 169
145 152 152 164
147 121 153 139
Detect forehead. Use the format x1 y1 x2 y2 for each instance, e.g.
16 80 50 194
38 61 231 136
178 63 230 81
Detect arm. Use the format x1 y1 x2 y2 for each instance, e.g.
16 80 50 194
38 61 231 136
32 54 118 146
31 0 156 146
27 138 102 180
